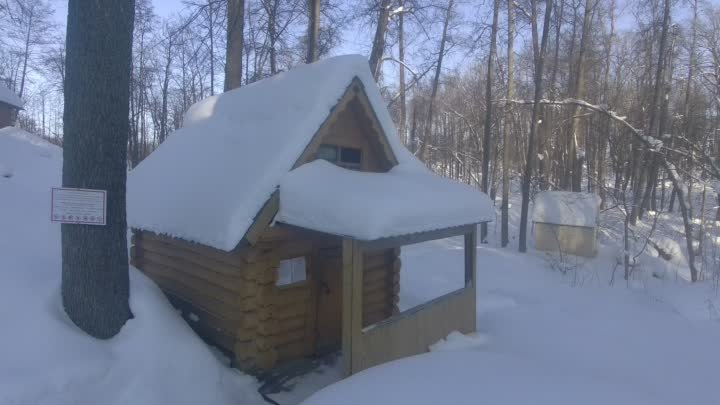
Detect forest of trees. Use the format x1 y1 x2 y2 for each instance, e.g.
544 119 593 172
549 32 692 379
3 0 720 283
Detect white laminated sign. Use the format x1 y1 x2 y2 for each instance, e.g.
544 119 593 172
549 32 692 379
51 187 107 226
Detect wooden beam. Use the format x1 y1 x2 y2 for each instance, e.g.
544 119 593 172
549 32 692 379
137 230 249 267
359 224 478 250
341 238 354 375
303 254 319 355
350 239 364 374
350 78 399 166
293 80 362 169
464 227 478 333
464 228 477 287
243 191 279 246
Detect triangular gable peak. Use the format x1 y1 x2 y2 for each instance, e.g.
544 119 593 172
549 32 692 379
242 77 399 246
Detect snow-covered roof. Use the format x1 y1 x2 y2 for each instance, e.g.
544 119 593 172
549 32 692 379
127 55 425 251
276 160 494 240
532 191 600 227
0 83 23 109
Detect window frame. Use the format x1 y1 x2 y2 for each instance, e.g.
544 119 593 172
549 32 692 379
275 256 308 288
316 143 363 170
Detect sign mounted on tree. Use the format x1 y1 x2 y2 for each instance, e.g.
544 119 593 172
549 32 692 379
51 187 106 226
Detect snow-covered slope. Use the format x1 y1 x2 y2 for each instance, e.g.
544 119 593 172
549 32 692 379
0 128 263 405
3 126 720 405
301 236 720 405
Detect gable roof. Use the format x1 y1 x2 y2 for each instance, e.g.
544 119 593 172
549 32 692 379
0 83 24 109
128 55 422 251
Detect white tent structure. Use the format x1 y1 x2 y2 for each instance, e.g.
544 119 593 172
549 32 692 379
532 191 601 257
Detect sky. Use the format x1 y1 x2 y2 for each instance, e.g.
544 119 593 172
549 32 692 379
43 0 689 99
52 0 180 23
48 0 485 72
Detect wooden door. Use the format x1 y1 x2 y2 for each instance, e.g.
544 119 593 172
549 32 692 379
314 247 343 353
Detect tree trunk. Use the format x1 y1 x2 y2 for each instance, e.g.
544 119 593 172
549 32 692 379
225 0 245 91
398 0 407 143
597 0 615 208
698 186 706 276
542 0 563 190
569 0 594 191
501 0 515 248
62 0 134 339
159 35 172 144
208 0 215 95
307 0 321 63
410 96 419 153
368 0 392 80
418 0 453 163
519 0 553 253
642 26 676 218
267 0 278 74
631 0 671 223
481 0 500 242
19 14 33 99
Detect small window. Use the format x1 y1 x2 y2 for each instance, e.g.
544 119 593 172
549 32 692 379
340 147 362 165
315 143 362 169
317 144 338 162
276 257 307 286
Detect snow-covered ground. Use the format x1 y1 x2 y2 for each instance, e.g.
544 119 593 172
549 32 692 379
303 236 720 404
0 128 264 405
300 191 720 404
2 127 720 404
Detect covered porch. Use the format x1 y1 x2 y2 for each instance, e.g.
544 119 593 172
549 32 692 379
339 225 477 374
276 160 491 375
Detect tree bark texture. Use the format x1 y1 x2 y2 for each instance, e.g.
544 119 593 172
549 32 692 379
501 0 515 247
225 0 245 91
519 0 553 253
307 0 321 63
368 0 392 80
418 0 454 162
481 0 500 242
398 0 407 142
62 0 135 338
568 0 594 191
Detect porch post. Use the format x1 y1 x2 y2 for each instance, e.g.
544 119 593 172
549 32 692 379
341 238 364 375
464 227 478 331
464 227 477 288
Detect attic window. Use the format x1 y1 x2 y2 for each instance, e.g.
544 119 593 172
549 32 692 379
316 144 362 169
276 257 307 287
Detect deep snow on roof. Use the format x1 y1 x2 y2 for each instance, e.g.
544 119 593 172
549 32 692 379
127 55 422 251
276 160 494 240
532 191 600 227
0 83 23 109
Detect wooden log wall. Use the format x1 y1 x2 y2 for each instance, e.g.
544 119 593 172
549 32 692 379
250 226 330 368
362 248 401 327
131 228 403 372
130 232 252 357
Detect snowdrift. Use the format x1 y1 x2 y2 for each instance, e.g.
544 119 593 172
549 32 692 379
0 127 263 405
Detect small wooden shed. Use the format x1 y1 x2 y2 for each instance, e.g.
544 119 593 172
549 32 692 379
0 82 23 129
532 191 601 257
128 55 494 375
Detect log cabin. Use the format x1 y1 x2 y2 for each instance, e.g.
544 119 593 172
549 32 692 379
0 82 23 129
128 55 494 376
